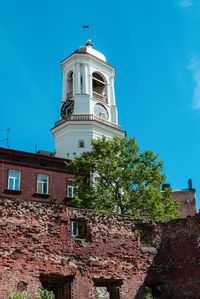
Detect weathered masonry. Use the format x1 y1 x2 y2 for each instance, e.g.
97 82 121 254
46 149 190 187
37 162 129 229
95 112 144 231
0 198 199 298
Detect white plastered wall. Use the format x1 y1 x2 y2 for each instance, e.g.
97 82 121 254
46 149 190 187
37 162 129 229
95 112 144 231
52 121 124 159
53 50 122 159
61 54 118 123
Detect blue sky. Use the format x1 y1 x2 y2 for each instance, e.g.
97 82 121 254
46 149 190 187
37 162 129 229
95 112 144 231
1 0 200 210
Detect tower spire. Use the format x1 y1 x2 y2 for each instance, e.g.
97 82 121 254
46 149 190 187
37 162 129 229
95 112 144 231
83 25 92 46
85 38 93 47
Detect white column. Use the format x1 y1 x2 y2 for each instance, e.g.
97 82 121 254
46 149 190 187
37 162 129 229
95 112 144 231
106 82 111 105
110 76 116 105
88 66 92 98
62 72 67 102
75 63 81 94
82 64 88 94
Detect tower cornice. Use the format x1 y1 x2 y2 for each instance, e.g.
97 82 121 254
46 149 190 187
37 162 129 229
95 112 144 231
61 53 115 74
52 114 123 133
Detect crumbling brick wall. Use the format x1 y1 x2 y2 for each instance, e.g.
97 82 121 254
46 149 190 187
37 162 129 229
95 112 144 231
145 215 200 298
0 198 159 298
0 197 199 298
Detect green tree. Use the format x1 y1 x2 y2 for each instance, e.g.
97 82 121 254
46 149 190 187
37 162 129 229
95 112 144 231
36 287 55 299
7 290 27 299
7 286 55 299
67 136 180 220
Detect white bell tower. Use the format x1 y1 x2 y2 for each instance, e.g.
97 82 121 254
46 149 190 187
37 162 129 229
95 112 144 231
51 40 124 159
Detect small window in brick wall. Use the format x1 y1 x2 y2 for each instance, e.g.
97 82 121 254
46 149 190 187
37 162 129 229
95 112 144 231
40 273 73 299
93 279 122 299
135 224 153 248
70 219 86 239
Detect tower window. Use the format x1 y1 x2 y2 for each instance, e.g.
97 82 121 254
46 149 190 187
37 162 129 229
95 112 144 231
80 76 83 91
8 170 20 190
67 71 73 100
92 72 107 103
79 140 85 148
37 174 48 194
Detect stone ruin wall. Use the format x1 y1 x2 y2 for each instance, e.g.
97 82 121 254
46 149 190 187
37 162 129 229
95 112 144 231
0 197 199 298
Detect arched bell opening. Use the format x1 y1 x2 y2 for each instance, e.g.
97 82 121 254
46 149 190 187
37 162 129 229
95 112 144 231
92 72 107 103
67 71 73 100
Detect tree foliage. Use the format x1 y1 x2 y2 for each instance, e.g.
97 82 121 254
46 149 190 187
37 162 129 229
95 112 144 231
7 287 55 299
67 136 180 220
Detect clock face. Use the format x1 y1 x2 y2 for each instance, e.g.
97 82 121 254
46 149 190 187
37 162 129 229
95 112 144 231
61 100 74 118
94 103 109 120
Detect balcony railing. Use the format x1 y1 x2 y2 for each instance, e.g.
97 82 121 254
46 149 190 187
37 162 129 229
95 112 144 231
55 114 122 131
93 91 107 103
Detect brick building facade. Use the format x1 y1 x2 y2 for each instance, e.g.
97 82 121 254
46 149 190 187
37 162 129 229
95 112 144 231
0 146 197 218
171 188 197 217
0 147 74 204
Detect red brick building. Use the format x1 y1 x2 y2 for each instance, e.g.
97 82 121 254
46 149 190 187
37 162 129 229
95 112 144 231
0 146 197 218
164 182 197 217
171 187 197 217
0 147 74 205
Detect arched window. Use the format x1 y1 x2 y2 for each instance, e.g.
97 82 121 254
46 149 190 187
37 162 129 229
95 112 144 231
92 72 107 103
80 76 83 91
67 71 73 100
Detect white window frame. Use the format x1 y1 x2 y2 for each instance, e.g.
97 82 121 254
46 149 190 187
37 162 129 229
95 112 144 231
67 180 77 198
37 174 49 194
8 170 21 190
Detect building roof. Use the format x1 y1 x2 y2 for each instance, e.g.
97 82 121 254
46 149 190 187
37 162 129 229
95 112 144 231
75 44 106 62
60 40 115 70
0 147 71 173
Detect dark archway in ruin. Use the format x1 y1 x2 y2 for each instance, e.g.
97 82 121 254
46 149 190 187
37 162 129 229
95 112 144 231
40 274 73 299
